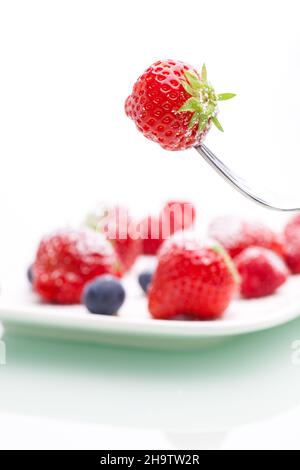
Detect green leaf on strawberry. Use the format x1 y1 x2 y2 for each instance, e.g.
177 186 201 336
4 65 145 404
218 93 236 101
201 63 208 83
211 116 224 132
212 244 240 284
178 97 202 113
198 118 208 133
177 63 235 136
184 70 202 90
188 112 201 129
180 80 194 96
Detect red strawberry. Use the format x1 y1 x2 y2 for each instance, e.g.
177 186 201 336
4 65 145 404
139 201 196 256
110 236 142 272
161 200 196 234
235 247 289 299
148 240 239 320
125 60 235 151
282 215 300 274
86 206 142 272
208 216 283 259
33 229 120 304
104 216 142 272
139 215 165 256
284 214 300 242
283 236 300 274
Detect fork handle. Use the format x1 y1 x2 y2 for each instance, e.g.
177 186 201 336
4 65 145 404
195 143 300 212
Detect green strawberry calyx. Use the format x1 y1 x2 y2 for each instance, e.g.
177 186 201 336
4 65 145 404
177 64 235 135
212 244 240 284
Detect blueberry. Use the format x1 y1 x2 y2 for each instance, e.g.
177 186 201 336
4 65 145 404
27 264 33 283
138 270 153 294
82 275 125 315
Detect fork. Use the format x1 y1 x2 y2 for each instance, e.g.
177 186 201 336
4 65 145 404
195 144 300 212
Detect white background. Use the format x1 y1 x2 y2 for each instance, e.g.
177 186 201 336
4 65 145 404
1 0 300 450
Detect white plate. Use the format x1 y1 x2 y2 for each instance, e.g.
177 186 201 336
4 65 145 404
1 268 300 349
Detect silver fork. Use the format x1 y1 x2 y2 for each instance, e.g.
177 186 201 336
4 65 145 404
195 144 300 212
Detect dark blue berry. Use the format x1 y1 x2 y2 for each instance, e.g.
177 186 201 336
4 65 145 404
27 264 33 283
82 275 125 315
138 270 153 294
